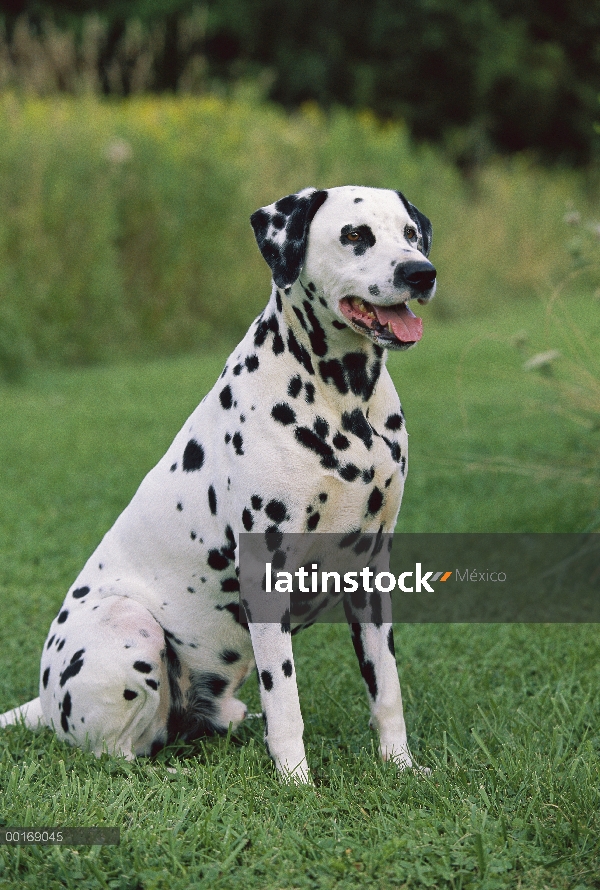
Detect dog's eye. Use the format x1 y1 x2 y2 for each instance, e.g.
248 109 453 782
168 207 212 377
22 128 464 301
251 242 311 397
405 225 418 242
346 231 361 242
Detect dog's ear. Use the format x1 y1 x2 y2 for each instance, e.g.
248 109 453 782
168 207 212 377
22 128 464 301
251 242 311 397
251 188 329 288
395 191 433 257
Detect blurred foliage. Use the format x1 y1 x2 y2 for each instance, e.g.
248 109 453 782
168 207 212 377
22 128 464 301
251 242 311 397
0 0 599 165
0 93 595 381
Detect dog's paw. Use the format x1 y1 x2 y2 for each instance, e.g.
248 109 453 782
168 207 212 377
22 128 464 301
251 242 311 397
272 749 312 785
218 697 248 728
278 759 313 786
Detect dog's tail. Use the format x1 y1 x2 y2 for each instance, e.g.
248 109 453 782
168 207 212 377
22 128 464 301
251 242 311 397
0 697 46 730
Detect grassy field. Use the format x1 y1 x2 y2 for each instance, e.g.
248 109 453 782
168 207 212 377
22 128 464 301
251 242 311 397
0 293 599 888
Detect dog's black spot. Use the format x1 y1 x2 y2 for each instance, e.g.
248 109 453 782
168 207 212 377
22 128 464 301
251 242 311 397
245 354 259 372
219 385 233 409
260 670 274 691
57 639 65 652
370 591 383 627
183 439 205 471
251 495 263 510
294 427 338 469
221 577 240 593
133 661 152 674
319 492 328 502
271 402 296 425
232 432 244 455
385 413 403 431
42 667 50 689
146 678 159 690
170 463 177 472
304 382 315 403
287 329 314 375
59 649 85 687
387 627 396 657
123 689 138 700
333 433 350 450
208 549 230 571
362 466 375 484
242 508 254 531
345 352 381 401
224 433 231 444
302 300 328 357
57 610 69 625
72 586 89 599
382 437 401 463
339 463 360 481
60 691 72 732
319 358 348 394
348 623 378 700
208 486 217 515
293 305 307 330
46 635 55 650
368 285 380 296
177 502 183 511
354 197 363 203
233 364 243 376
265 500 287 524
272 549 286 570
282 660 293 677
221 649 241 664
342 408 373 449
307 511 320 530
361 661 378 700
288 375 302 398
313 416 329 439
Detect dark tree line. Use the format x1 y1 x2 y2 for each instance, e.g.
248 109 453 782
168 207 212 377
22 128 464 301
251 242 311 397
1 0 599 165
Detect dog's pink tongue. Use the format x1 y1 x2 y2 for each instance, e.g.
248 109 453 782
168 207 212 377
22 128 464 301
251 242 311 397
373 303 423 342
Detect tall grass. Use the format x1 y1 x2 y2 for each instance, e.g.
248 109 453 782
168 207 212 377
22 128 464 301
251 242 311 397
0 93 595 380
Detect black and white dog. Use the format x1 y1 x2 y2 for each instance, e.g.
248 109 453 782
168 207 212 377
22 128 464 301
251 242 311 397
0 186 436 781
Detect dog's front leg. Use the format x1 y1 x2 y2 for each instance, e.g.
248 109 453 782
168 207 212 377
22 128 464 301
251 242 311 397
345 591 412 768
248 623 310 782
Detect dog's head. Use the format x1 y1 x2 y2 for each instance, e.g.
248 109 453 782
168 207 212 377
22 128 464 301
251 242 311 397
251 186 436 350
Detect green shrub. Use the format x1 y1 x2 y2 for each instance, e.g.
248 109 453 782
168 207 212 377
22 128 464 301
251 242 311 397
0 93 594 378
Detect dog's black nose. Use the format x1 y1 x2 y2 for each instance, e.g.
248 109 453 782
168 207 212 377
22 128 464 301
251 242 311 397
394 260 437 292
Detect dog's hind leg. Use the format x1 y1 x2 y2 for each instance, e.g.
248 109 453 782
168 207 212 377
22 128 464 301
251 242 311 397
0 697 45 730
40 595 170 759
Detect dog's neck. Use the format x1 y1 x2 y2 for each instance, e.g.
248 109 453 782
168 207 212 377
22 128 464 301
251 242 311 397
255 280 387 406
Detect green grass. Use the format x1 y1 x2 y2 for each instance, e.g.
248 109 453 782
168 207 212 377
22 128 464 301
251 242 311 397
0 300 599 888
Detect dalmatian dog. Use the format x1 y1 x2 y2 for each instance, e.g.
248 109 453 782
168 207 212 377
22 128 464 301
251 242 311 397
0 186 436 781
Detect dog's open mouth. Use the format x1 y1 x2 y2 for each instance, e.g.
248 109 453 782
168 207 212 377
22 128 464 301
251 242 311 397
339 296 423 346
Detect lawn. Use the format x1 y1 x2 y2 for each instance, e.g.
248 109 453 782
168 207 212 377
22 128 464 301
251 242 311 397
0 297 598 888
